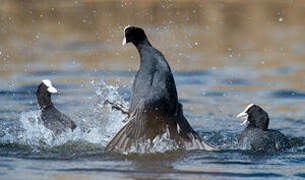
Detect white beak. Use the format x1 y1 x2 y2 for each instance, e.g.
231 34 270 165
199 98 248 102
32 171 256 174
47 86 58 93
122 37 127 46
122 25 131 46
236 104 254 126
236 111 248 126
42 79 58 94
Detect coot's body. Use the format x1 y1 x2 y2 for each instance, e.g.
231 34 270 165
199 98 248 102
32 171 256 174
237 104 291 151
106 26 214 153
37 80 77 135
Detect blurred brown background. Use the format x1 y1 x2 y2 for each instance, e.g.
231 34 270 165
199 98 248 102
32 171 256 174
0 0 304 88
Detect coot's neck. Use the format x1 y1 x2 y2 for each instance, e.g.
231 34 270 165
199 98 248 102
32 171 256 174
247 122 257 129
247 121 268 131
133 39 152 55
37 93 54 110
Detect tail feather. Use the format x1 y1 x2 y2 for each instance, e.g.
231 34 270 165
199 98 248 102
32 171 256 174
183 132 215 151
105 115 137 152
105 102 216 153
176 103 216 151
105 102 151 152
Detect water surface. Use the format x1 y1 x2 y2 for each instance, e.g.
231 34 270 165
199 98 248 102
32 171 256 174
1 0 305 179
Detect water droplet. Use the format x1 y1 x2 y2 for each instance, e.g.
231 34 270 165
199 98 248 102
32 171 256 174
35 33 40 39
186 42 192 48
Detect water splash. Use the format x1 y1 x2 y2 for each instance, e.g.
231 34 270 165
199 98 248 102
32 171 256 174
91 80 128 139
1 79 243 154
121 128 181 155
2 79 300 155
1 110 106 150
0 80 128 153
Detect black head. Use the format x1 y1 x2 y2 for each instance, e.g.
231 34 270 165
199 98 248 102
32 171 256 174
237 104 269 130
36 80 57 109
122 25 148 46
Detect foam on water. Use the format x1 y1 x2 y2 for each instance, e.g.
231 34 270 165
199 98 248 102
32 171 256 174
0 80 128 152
1 110 107 150
0 80 188 154
0 80 212 154
92 80 128 140
1 80 304 155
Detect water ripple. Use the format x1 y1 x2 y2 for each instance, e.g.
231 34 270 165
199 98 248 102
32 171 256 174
56 167 284 178
271 90 305 99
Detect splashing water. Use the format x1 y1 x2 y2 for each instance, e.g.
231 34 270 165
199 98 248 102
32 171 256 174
0 80 128 153
92 80 187 154
1 110 108 151
1 79 303 155
92 80 128 140
119 128 181 154
1 79 214 154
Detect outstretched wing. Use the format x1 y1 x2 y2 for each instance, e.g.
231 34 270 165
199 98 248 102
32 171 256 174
176 103 215 150
105 99 168 153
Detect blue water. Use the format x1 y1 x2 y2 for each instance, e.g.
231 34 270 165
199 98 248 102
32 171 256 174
1 0 305 179
1 65 305 179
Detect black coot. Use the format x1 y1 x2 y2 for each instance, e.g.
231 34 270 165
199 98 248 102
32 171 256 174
237 104 291 151
105 26 215 152
36 80 77 135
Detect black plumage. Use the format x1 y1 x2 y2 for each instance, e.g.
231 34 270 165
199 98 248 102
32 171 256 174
36 80 77 135
105 26 214 152
237 104 291 151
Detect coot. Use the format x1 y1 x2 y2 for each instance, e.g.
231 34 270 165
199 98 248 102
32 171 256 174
106 26 214 152
36 80 77 135
237 104 291 151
